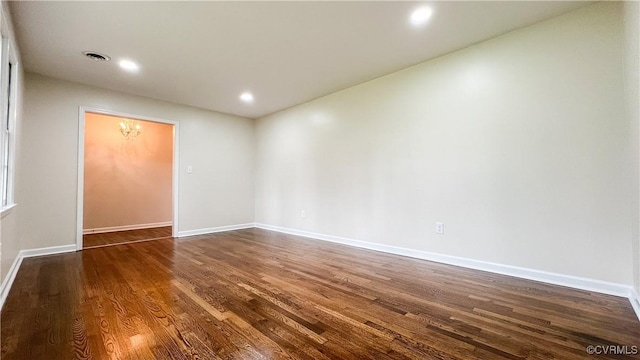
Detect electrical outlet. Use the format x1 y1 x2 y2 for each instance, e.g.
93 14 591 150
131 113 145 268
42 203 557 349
301 210 306 218
435 222 444 234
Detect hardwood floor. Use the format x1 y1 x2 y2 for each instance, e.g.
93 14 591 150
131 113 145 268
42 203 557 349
83 226 173 248
2 228 639 359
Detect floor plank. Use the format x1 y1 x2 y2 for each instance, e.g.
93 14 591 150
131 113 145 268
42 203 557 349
2 228 639 359
83 226 173 248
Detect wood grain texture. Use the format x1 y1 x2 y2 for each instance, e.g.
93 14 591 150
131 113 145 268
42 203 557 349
83 226 173 248
3 228 639 359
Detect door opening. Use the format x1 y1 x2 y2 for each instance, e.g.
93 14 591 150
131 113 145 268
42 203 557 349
76 107 179 250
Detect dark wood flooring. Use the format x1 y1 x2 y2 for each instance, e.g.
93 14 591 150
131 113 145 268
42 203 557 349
2 228 639 359
83 226 173 248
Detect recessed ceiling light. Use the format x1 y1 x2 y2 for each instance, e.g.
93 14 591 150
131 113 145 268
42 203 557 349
410 6 433 27
239 92 254 103
119 59 140 72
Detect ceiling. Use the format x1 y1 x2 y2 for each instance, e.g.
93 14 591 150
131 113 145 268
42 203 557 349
10 1 590 119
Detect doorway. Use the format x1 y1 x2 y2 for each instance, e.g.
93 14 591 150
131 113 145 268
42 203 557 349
76 107 179 250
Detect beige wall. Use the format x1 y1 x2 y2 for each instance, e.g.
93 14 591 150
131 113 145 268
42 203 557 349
255 2 633 285
624 1 640 295
83 113 173 231
0 1 24 282
19 73 254 251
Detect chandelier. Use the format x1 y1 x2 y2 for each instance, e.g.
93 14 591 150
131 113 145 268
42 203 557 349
119 118 141 140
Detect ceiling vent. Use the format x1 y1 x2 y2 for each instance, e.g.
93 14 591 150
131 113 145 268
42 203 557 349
83 51 111 61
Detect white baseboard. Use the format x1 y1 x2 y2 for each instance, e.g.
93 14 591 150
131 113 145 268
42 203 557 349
630 289 640 321
0 244 76 310
177 223 255 238
0 252 24 312
83 221 172 235
19 244 77 258
254 223 640 321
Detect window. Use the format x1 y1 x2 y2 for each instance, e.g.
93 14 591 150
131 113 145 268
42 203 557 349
2 62 12 207
0 37 17 212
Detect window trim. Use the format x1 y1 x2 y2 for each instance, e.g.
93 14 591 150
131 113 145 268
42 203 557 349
0 32 18 213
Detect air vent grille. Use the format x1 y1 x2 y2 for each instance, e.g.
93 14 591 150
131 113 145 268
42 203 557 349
83 51 111 61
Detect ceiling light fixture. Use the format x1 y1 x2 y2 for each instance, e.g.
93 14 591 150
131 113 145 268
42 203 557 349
239 92 254 103
119 118 141 140
410 6 433 27
119 59 140 72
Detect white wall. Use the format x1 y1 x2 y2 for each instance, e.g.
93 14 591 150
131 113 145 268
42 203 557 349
255 2 632 285
0 1 24 282
624 1 640 295
20 73 255 250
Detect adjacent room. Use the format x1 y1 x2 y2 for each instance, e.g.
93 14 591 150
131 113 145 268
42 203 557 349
0 1 639 359
82 112 175 249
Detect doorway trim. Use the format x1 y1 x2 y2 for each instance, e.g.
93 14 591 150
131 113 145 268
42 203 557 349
76 106 180 251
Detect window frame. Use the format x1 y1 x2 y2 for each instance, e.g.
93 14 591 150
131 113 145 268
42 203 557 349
0 33 18 216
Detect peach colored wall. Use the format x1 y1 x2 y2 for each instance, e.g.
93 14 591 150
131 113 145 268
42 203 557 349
83 112 173 231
